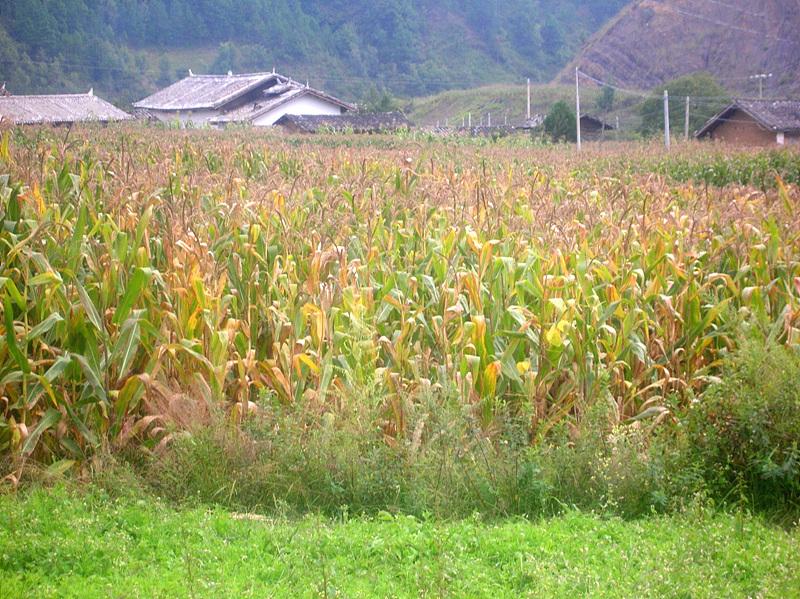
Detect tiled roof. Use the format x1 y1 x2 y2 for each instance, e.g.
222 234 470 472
0 93 131 125
133 72 279 111
696 99 800 136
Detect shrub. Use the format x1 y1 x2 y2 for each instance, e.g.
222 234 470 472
534 402 674 518
543 100 577 142
680 334 800 509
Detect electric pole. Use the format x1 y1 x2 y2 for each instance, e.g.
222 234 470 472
526 78 531 121
684 96 690 141
664 90 670 150
575 67 582 151
749 73 773 99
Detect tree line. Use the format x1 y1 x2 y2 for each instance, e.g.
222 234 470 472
0 0 628 104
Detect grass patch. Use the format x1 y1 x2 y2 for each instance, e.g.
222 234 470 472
1 485 798 598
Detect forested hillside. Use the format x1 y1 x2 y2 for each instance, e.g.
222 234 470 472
0 0 628 104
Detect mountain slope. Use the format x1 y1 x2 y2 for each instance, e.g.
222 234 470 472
0 0 629 105
560 0 800 96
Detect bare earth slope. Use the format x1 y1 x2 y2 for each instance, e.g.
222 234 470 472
560 0 800 96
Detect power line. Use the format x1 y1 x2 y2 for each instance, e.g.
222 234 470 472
652 1 799 45
576 70 746 102
687 0 765 19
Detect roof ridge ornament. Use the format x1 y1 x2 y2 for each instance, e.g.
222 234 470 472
188 69 194 77
88 88 93 96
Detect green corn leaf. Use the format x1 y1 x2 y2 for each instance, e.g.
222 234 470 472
26 353 72 408
64 401 98 447
72 353 107 403
0 276 26 309
22 408 62 455
113 268 154 325
3 295 29 374
67 203 88 272
111 314 141 380
26 312 64 341
76 281 105 335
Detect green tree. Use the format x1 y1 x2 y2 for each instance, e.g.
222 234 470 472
597 85 615 113
362 86 400 113
543 100 577 142
211 43 239 74
638 73 730 137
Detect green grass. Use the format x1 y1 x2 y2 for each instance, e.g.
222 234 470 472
2 486 798 598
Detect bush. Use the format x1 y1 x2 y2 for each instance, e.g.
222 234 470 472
680 334 800 509
543 100 577 143
535 402 675 518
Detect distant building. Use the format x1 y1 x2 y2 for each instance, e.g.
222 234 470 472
579 114 614 140
275 112 411 134
0 90 131 126
133 71 354 127
695 99 800 146
519 114 544 130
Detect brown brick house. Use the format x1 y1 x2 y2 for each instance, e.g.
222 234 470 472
695 99 800 146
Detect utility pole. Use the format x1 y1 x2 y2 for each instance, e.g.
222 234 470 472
468 112 472 127
575 67 582 151
749 73 773 98
487 112 491 127
684 96 690 141
526 78 531 121
615 115 620 141
664 90 670 150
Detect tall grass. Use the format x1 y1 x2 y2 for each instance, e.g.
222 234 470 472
0 127 799 480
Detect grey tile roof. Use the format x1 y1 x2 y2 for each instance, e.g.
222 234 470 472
0 93 132 125
696 99 800 137
133 72 279 111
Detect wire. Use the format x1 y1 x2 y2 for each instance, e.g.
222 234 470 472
686 0 765 18
577 70 652 98
652 1 799 45
576 70 761 103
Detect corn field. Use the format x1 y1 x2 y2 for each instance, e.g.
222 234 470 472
1 127 799 465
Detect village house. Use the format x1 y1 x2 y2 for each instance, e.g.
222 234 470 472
0 90 131 126
695 99 800 146
579 114 614 140
133 71 354 127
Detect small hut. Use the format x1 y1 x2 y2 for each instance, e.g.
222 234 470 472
579 114 615 140
695 99 800 146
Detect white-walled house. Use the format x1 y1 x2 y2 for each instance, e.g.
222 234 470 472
133 72 353 127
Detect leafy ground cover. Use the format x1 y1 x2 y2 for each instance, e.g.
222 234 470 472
1 485 798 598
